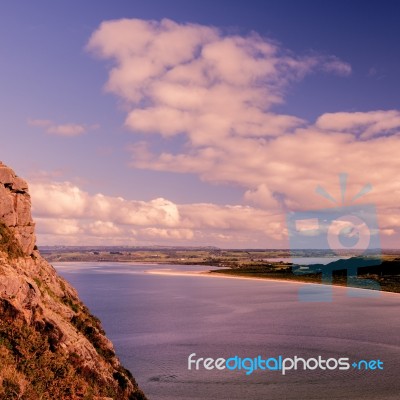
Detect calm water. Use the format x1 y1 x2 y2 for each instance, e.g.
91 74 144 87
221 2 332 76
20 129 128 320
55 262 400 400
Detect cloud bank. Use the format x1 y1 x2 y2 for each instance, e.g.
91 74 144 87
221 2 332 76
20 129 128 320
30 182 285 246
87 18 350 145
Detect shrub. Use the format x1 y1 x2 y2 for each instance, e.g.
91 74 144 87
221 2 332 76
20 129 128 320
0 223 23 259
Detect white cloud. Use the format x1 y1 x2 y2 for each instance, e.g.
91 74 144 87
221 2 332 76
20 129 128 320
140 228 194 240
29 174 400 248
315 110 400 139
35 218 82 235
28 119 98 137
87 18 350 145
47 124 86 136
30 181 287 247
30 182 180 227
31 182 88 218
87 221 122 236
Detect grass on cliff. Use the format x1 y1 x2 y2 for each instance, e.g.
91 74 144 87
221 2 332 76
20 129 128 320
0 223 23 259
0 311 91 399
0 299 147 399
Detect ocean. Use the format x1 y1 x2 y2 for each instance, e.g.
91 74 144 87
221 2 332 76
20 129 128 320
55 262 400 400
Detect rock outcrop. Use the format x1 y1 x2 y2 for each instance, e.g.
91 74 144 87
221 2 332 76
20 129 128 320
0 162 147 399
0 163 36 255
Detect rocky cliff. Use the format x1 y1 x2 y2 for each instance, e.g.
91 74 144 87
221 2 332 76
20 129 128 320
0 162 147 399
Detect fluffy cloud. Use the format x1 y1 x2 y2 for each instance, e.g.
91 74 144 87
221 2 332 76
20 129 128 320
315 110 400 139
87 18 350 145
30 181 286 246
35 218 82 236
125 117 400 246
31 182 180 226
28 119 98 137
30 175 400 247
139 228 194 241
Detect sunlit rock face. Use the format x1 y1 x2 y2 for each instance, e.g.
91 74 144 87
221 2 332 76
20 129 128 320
0 162 36 255
0 161 146 400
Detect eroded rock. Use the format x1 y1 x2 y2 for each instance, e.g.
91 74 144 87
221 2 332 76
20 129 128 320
0 162 36 254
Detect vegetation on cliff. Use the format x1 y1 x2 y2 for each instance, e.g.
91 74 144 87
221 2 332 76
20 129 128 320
0 223 24 259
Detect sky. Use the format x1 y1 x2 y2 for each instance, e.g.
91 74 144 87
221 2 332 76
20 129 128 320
1 0 400 248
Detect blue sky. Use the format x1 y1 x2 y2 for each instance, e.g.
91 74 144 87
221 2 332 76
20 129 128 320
1 1 400 247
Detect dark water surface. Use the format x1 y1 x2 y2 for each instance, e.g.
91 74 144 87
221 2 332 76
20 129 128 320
55 262 400 400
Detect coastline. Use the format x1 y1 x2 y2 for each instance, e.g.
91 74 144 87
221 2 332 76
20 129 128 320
52 259 400 296
145 267 400 296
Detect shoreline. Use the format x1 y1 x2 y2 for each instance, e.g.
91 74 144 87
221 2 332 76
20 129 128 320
145 267 400 297
52 260 400 297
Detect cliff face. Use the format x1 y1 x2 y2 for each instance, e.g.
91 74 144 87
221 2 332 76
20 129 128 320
0 162 146 400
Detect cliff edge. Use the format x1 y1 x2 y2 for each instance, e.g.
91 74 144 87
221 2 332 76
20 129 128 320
0 162 147 399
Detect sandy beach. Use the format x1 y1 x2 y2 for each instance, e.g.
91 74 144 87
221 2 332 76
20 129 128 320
145 266 400 296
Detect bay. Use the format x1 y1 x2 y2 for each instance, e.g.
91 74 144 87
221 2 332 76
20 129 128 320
55 262 400 400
